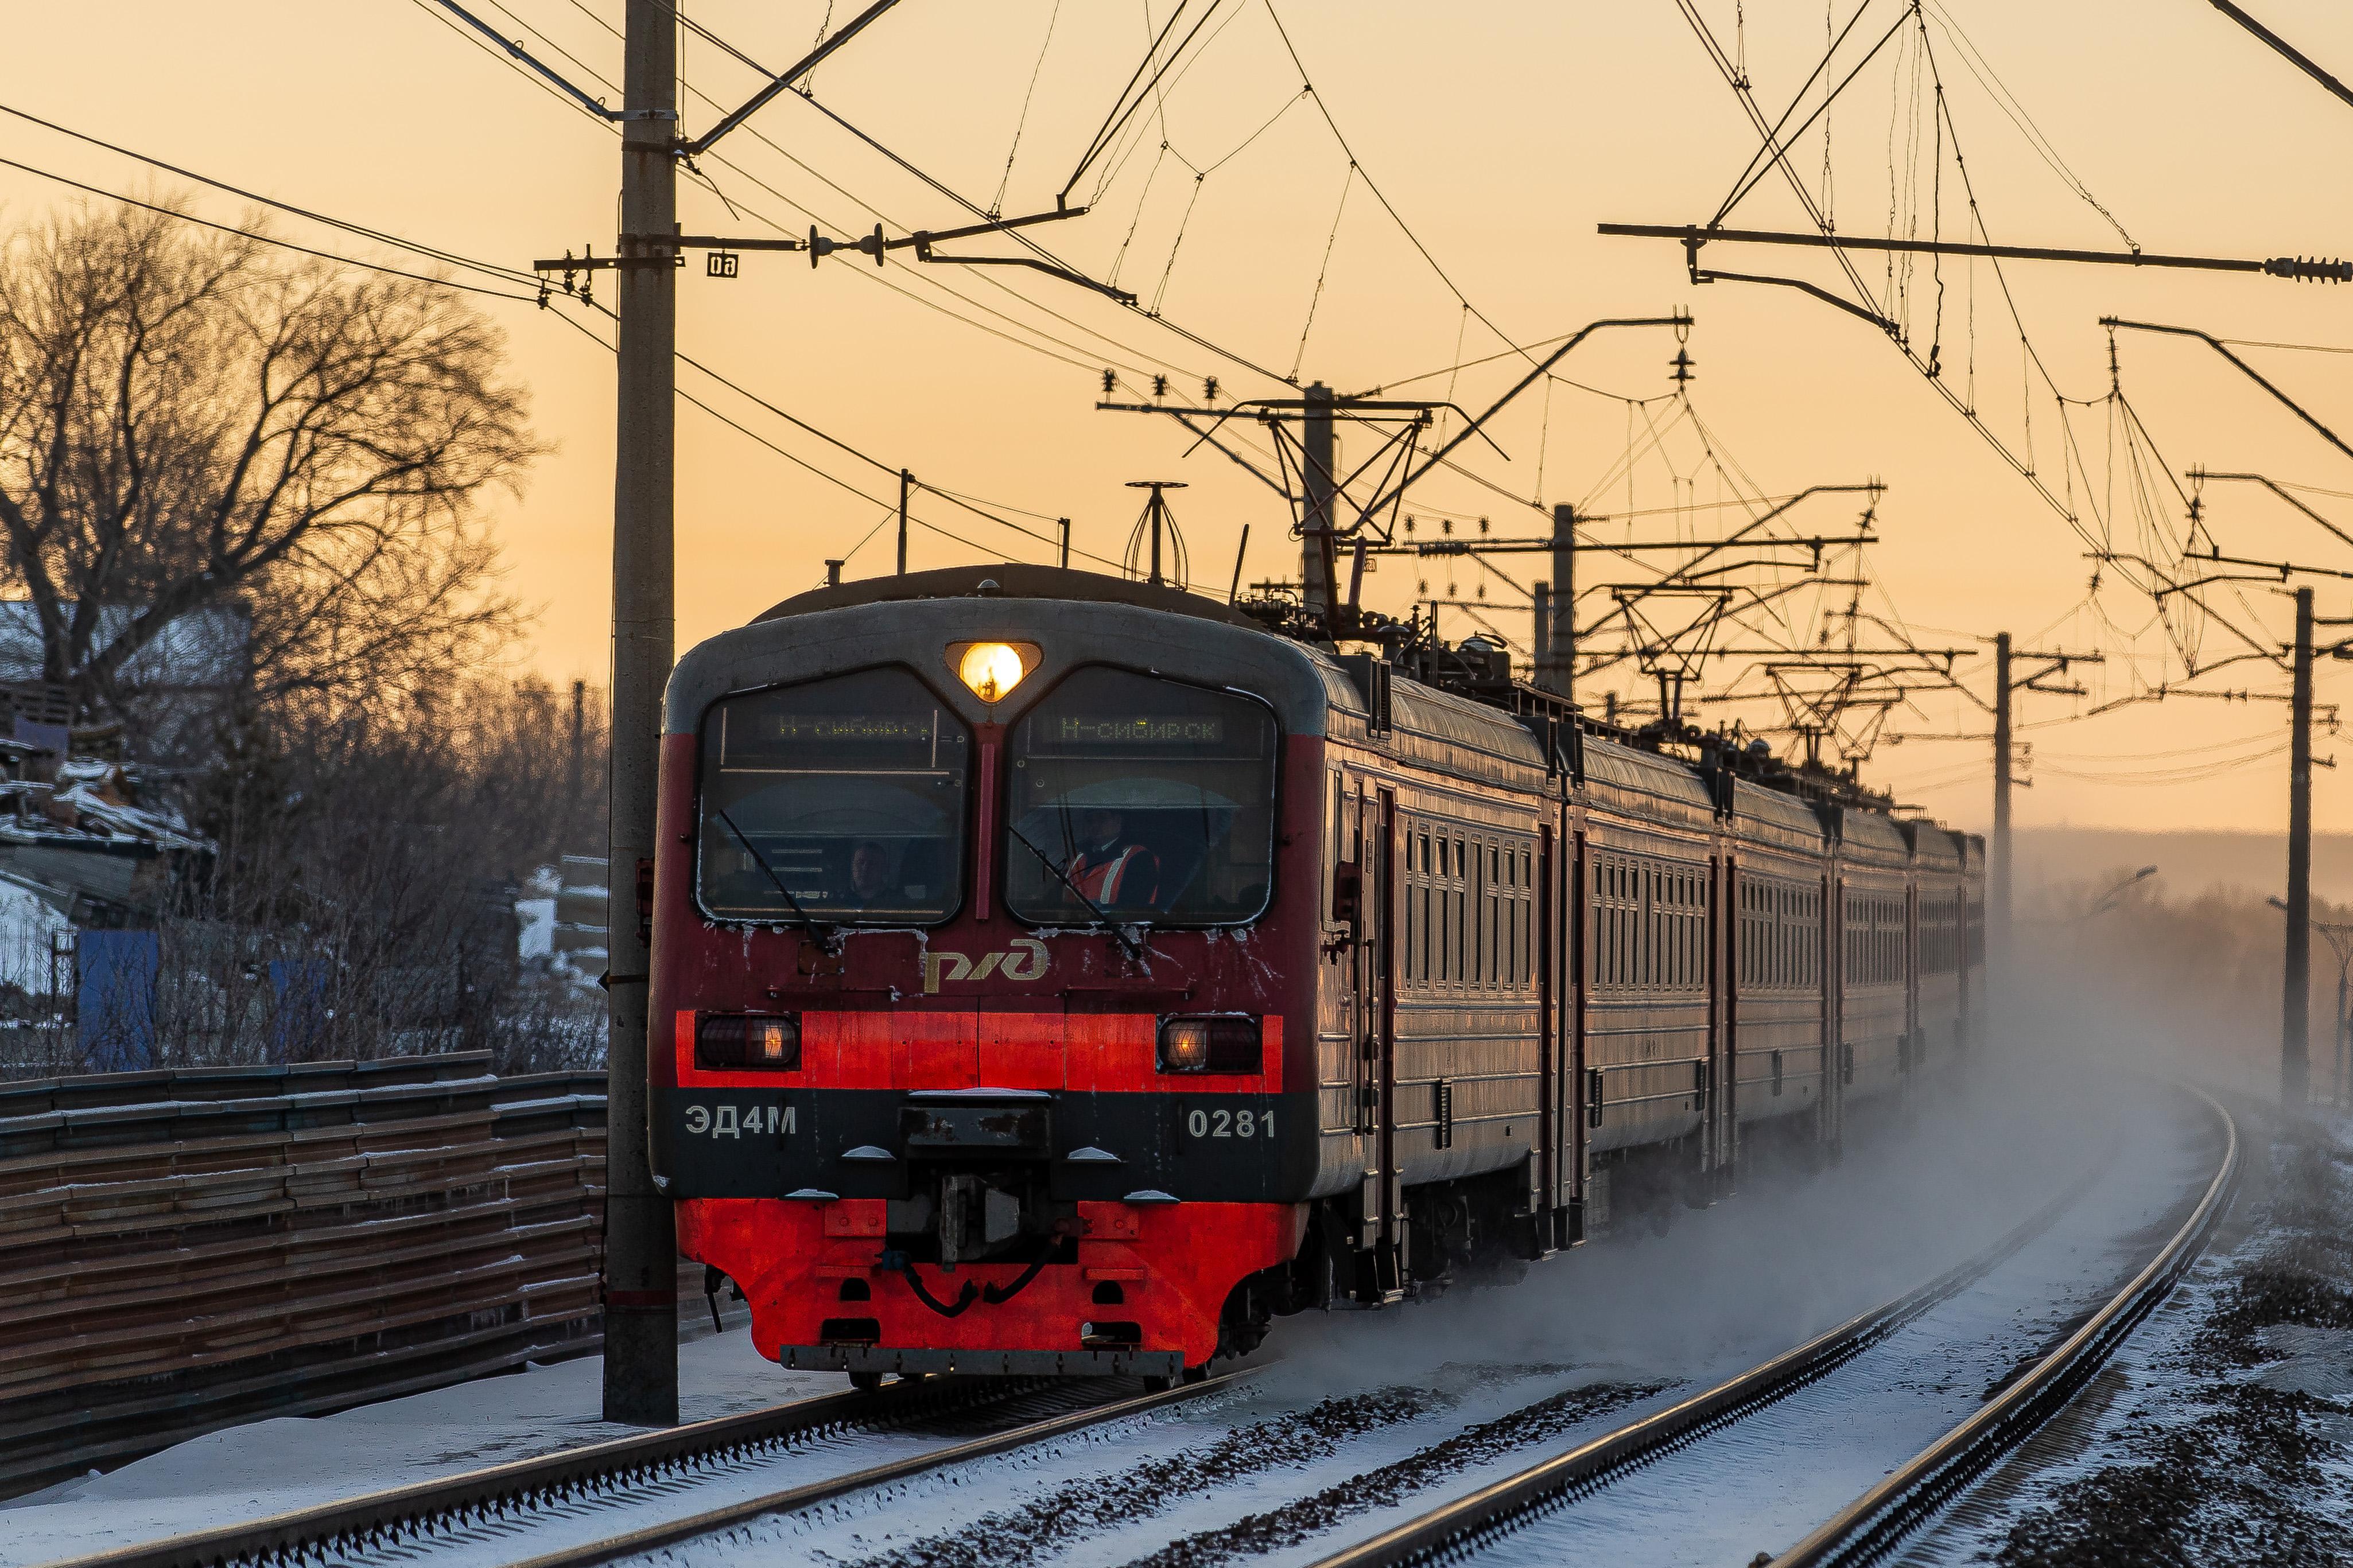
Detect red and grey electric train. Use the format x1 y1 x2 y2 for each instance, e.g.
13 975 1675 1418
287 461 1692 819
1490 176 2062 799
648 565 1986 1387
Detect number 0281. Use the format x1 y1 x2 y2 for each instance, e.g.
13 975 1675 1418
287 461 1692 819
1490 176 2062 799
1185 1105 1273 1139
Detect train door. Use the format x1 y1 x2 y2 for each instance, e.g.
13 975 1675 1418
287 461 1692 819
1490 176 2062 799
1822 869 1844 1153
1717 853 1737 1190
1905 881 1921 1084
1569 824 1591 1242
1956 882 1973 1053
1372 789 1399 1294
1536 822 1562 1252
1349 784 1402 1302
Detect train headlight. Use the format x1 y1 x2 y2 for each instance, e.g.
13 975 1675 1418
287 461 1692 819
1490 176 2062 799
1158 1019 1211 1072
696 1013 802 1071
1156 1015 1263 1074
954 641 1035 703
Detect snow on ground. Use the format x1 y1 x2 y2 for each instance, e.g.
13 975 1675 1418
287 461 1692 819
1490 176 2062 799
0 1307 834 1567
595 1068 2156 1568
0 1057 2126 1568
1478 1084 2212 1568
1895 1096 2353 1566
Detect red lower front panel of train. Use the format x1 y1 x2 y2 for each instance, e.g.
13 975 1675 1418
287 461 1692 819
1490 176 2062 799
680 1192 1304 1380
662 1007 1314 1380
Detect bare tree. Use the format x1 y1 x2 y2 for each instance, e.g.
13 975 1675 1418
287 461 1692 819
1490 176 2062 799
130 674 614 1076
0 197 535 733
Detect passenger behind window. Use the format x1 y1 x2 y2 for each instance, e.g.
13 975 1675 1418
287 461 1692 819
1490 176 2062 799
1067 808 1160 911
847 839 894 911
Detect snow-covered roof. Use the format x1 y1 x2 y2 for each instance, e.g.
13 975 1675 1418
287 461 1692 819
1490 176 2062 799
0 760 208 854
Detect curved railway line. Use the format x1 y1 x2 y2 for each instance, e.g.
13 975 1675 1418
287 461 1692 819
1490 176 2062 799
31 1088 2237 1568
1303 1087 2240 1568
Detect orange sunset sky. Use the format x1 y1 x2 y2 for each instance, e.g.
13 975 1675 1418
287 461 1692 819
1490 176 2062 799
6 2 2352 843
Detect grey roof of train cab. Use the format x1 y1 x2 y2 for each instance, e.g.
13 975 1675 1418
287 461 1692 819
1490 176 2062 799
666 565 1336 737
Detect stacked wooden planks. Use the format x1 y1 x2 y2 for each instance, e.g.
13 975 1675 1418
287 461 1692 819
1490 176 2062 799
0 1055 615 1496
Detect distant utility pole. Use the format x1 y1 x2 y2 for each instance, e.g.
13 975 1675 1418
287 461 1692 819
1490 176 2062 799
1994 633 2012 974
1100 319 1684 643
1301 384 1338 624
898 469 913 575
2285 586 2315 1106
1989 634 2101 989
1125 480 1186 587
568 678 586 828
605 0 680 1427
1538 503 1575 698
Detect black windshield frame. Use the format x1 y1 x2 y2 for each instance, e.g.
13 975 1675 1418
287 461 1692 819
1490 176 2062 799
692 663 972 928
999 663 1282 931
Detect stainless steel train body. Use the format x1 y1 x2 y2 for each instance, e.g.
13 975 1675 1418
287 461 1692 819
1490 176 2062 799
653 567 1987 1378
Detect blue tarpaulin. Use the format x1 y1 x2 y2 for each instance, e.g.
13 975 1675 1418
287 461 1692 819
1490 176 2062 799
79 929 158 1072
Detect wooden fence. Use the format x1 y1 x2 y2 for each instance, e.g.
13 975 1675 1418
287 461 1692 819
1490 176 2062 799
0 1054 618 1496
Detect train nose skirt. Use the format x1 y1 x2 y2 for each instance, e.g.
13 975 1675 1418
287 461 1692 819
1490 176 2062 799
778 1344 1184 1379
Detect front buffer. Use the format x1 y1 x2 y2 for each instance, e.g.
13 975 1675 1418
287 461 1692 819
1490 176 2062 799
666 1012 1311 1382
680 1190 1302 1380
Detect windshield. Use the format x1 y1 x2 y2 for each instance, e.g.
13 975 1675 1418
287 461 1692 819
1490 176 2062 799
696 667 969 924
1005 666 1278 925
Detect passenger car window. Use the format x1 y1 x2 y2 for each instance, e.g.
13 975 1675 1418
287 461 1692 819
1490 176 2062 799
696 667 969 924
1005 666 1279 925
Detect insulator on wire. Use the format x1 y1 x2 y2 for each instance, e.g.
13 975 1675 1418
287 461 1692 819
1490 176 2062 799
1101 368 1115 394
1405 515 1416 534
1203 376 1219 402
1152 374 1168 399
2263 256 2353 283
1478 517 1490 535
1442 518 1453 535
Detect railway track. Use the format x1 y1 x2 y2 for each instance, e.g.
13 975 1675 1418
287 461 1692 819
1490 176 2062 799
1296 1086 2239 1568
40 1371 1239 1568
34 1091 2227 1568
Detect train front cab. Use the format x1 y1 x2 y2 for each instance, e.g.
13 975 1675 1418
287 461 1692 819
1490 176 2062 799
647 574 1337 1384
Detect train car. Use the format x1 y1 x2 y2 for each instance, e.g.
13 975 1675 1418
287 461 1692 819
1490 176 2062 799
1726 780 1831 1143
1834 804 1915 1115
1905 822 1968 1079
648 565 1986 1387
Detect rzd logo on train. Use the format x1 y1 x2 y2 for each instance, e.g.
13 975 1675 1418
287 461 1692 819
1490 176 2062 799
922 937 1048 993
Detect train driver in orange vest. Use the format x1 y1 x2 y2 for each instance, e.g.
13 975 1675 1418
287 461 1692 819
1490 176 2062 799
1067 807 1159 910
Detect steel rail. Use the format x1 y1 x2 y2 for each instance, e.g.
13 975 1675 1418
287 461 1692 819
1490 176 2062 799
497 1370 1245 1568
1768 1086 2241 1568
39 1373 1232 1568
1299 1131 2125 1568
1300 1090 2234 1568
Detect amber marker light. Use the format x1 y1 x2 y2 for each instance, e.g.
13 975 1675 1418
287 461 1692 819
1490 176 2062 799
1157 1018 1212 1072
954 641 1034 703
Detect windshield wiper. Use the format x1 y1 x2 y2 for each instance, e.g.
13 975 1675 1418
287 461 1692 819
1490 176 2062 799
713 808 840 951
1005 820 1150 966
